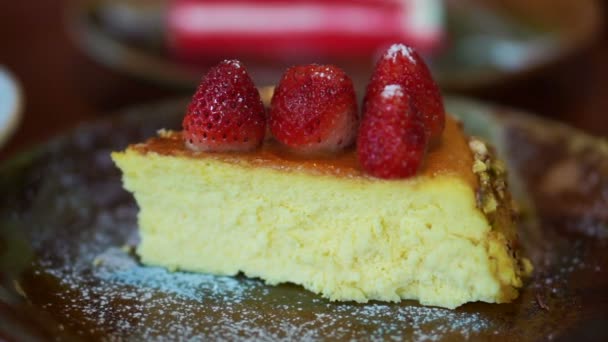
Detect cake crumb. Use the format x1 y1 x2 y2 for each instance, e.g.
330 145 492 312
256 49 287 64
472 160 488 173
120 244 135 254
157 129 173 138
482 196 498 213
469 139 488 156
13 280 26 298
93 257 103 267
535 293 550 311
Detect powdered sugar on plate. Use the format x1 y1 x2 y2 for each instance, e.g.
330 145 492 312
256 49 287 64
33 245 496 341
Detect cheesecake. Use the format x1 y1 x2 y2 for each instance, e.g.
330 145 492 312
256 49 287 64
111 114 531 309
112 44 532 309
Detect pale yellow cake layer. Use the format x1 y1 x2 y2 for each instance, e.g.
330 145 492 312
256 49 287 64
112 150 523 309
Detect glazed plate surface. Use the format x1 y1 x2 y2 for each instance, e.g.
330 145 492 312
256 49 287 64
1 98 607 340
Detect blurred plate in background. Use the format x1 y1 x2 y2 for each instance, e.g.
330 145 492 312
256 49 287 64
66 0 602 92
0 67 23 149
433 0 602 91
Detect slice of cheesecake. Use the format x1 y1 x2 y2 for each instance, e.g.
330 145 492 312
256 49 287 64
111 115 531 309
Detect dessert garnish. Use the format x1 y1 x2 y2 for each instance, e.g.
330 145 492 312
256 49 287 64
269 64 358 154
364 43 445 143
182 60 266 152
357 84 428 179
182 44 444 179
357 43 447 179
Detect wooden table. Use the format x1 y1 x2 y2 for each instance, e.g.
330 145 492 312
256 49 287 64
0 0 607 161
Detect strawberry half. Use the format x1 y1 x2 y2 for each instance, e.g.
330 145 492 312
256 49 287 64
358 84 428 179
364 43 445 142
270 64 358 154
182 59 266 152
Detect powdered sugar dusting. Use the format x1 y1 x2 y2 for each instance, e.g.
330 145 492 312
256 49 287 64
381 84 404 99
227 59 242 69
385 43 417 64
312 71 332 80
27 221 597 341
34 247 495 340
312 66 336 81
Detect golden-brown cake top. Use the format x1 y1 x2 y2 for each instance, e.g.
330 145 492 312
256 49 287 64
130 115 477 187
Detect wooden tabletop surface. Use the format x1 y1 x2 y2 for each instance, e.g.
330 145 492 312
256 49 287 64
0 0 607 161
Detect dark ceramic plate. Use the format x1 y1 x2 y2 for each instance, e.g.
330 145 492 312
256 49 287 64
1 98 607 340
67 0 602 92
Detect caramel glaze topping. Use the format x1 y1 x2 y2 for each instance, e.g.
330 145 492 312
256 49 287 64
131 115 477 188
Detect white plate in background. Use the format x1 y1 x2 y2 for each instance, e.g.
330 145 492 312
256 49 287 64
0 67 23 148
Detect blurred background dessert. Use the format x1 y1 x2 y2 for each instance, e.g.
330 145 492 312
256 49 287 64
165 0 444 60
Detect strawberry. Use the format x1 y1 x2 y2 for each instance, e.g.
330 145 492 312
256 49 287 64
357 84 428 179
270 64 358 154
182 59 266 152
364 43 444 142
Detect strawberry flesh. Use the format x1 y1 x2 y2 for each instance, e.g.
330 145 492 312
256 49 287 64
358 84 428 179
183 59 266 152
270 64 358 154
364 43 444 142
